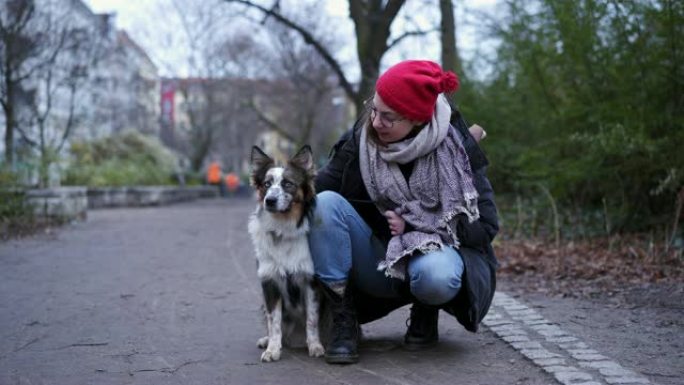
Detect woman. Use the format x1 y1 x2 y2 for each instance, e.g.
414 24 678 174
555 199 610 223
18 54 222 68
309 60 499 364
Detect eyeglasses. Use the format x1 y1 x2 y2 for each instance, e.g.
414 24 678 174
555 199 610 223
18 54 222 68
369 105 406 128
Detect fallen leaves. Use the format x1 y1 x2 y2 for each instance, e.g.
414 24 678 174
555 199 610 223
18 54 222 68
494 234 684 299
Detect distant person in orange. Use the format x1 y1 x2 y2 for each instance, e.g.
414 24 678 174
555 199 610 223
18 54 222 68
207 160 225 196
225 172 240 195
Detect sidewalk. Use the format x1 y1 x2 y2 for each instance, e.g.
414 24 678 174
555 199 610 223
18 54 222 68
0 199 553 385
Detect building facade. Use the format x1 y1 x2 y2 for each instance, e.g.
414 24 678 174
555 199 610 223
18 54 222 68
0 0 160 172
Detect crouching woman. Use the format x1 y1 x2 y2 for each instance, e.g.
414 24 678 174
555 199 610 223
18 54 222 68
308 60 499 364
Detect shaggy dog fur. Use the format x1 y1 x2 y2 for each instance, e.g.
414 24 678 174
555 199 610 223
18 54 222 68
247 145 324 362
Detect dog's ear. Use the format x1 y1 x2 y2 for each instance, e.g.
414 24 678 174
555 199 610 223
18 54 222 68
251 146 272 166
291 145 317 219
289 145 314 175
250 146 274 186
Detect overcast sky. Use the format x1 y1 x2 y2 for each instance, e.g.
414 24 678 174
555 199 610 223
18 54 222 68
84 0 499 79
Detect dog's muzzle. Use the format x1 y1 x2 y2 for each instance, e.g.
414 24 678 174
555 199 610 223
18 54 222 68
265 197 278 211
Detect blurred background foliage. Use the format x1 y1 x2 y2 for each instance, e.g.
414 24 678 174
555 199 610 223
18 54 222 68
0 168 33 239
63 131 181 187
459 0 683 238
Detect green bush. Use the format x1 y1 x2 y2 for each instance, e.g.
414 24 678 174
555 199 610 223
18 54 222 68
64 131 180 187
0 167 35 239
0 189 30 219
461 0 683 234
183 170 205 186
0 165 20 187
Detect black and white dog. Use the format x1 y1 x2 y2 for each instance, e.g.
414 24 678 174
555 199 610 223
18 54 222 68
247 145 325 362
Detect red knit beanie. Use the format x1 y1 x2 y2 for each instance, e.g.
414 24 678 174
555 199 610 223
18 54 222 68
375 60 459 122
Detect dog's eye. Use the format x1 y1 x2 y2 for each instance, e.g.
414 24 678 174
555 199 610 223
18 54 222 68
264 181 272 188
282 181 294 189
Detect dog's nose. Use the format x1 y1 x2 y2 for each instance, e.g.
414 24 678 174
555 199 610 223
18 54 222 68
265 197 277 208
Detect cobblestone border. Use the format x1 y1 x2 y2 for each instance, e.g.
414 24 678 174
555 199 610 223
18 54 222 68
483 292 655 385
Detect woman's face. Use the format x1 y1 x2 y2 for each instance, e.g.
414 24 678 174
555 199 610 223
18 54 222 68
370 93 421 144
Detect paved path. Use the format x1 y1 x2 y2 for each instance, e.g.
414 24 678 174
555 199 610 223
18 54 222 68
0 199 661 385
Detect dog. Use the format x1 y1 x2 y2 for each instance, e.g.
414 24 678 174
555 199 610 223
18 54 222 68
247 145 325 362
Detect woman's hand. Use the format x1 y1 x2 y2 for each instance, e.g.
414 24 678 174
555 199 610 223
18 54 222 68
384 210 406 236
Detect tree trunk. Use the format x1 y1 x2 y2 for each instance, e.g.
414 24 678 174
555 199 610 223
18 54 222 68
39 147 48 188
3 71 16 167
440 0 462 77
191 135 212 172
350 0 406 113
3 103 15 167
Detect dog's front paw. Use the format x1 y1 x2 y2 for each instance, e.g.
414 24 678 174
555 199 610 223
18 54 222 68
261 348 281 362
308 342 325 357
256 336 269 349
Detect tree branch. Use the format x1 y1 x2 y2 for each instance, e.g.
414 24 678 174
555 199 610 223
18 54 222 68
223 0 357 103
383 0 407 24
57 82 78 152
386 28 438 51
14 125 37 147
246 96 296 144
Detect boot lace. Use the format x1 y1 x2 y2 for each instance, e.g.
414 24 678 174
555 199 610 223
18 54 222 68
332 308 356 341
406 304 436 337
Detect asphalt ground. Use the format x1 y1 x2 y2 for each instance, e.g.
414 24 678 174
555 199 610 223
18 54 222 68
0 198 669 385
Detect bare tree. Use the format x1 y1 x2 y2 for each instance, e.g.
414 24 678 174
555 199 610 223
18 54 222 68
245 7 345 156
159 1 418 172
0 0 48 167
224 0 440 114
161 0 262 172
205 31 269 172
10 1 108 186
161 0 343 172
175 78 223 172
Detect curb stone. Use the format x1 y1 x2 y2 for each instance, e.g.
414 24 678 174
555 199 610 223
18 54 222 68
483 292 656 385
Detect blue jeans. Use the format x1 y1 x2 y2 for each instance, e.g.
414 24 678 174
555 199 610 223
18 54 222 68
307 191 464 306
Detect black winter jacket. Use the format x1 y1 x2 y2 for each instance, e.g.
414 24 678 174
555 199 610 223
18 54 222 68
315 111 499 332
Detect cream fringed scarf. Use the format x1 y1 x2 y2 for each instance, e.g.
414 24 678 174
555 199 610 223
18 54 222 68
359 95 480 280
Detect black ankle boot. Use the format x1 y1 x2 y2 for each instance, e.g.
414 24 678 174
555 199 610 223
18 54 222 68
322 285 359 364
404 303 439 350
